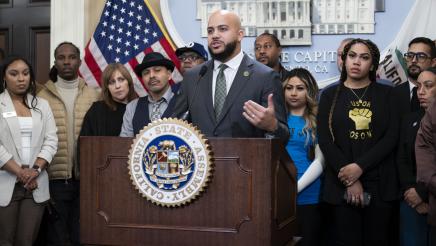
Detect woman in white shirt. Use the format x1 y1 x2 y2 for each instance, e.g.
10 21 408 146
0 56 58 246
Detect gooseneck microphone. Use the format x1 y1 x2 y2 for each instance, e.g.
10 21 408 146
180 65 208 121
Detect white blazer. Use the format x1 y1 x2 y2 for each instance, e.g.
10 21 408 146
0 90 58 206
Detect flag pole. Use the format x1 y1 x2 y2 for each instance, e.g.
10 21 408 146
143 0 177 51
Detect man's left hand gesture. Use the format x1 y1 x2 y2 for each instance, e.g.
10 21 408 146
243 93 278 132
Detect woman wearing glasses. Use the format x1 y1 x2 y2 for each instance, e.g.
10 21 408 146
317 39 399 245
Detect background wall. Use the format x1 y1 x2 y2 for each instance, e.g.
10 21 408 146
167 0 414 83
52 0 415 84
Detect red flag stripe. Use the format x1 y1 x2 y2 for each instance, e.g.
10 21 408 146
83 45 103 86
159 38 181 71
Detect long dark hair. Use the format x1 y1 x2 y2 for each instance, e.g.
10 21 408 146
340 38 380 84
0 56 39 111
329 39 380 141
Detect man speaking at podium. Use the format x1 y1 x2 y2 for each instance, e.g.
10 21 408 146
173 10 289 142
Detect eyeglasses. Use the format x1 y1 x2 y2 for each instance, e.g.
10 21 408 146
178 55 201 62
403 52 431 62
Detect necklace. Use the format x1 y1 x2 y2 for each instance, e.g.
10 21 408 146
348 85 369 103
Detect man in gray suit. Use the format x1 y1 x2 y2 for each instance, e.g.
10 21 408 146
173 10 288 142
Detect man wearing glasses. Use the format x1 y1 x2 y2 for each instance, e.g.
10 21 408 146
396 38 436 245
176 42 208 75
395 37 436 114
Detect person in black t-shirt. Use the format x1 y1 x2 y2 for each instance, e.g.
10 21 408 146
317 39 399 245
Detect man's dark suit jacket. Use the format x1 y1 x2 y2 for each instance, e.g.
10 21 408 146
172 54 289 143
393 81 420 116
397 110 428 201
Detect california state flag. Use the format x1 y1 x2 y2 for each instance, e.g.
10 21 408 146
378 0 436 86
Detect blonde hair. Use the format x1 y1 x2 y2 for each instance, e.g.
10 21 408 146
283 68 319 146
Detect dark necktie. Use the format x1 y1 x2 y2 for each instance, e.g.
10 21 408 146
150 98 165 121
411 86 420 112
214 64 228 119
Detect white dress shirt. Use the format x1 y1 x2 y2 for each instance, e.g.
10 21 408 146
212 50 244 105
409 80 416 100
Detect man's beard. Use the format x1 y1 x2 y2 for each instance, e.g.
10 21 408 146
266 59 279 69
208 40 237 62
407 65 422 80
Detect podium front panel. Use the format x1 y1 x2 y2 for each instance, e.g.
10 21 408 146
80 137 296 245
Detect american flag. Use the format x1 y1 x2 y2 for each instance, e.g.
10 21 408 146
80 0 182 96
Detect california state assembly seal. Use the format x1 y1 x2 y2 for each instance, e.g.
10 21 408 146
128 118 213 207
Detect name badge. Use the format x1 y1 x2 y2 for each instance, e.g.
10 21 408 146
2 111 17 118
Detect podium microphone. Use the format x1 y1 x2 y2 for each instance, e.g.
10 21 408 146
180 65 208 121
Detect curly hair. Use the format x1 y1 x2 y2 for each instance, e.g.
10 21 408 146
340 38 380 84
329 38 380 141
283 68 319 146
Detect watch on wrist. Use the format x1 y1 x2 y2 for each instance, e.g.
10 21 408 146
32 165 42 174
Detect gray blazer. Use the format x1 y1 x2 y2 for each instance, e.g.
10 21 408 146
0 91 58 206
173 54 289 142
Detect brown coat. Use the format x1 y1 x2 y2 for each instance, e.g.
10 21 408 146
416 100 436 225
37 79 99 180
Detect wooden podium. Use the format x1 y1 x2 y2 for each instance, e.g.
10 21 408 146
80 137 297 246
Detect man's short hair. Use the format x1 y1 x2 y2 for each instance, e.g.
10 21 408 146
255 32 281 47
54 41 81 58
408 37 436 59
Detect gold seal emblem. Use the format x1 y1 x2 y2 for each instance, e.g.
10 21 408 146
128 118 213 207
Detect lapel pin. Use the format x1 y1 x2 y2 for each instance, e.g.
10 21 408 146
243 71 249 77
413 121 417 127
